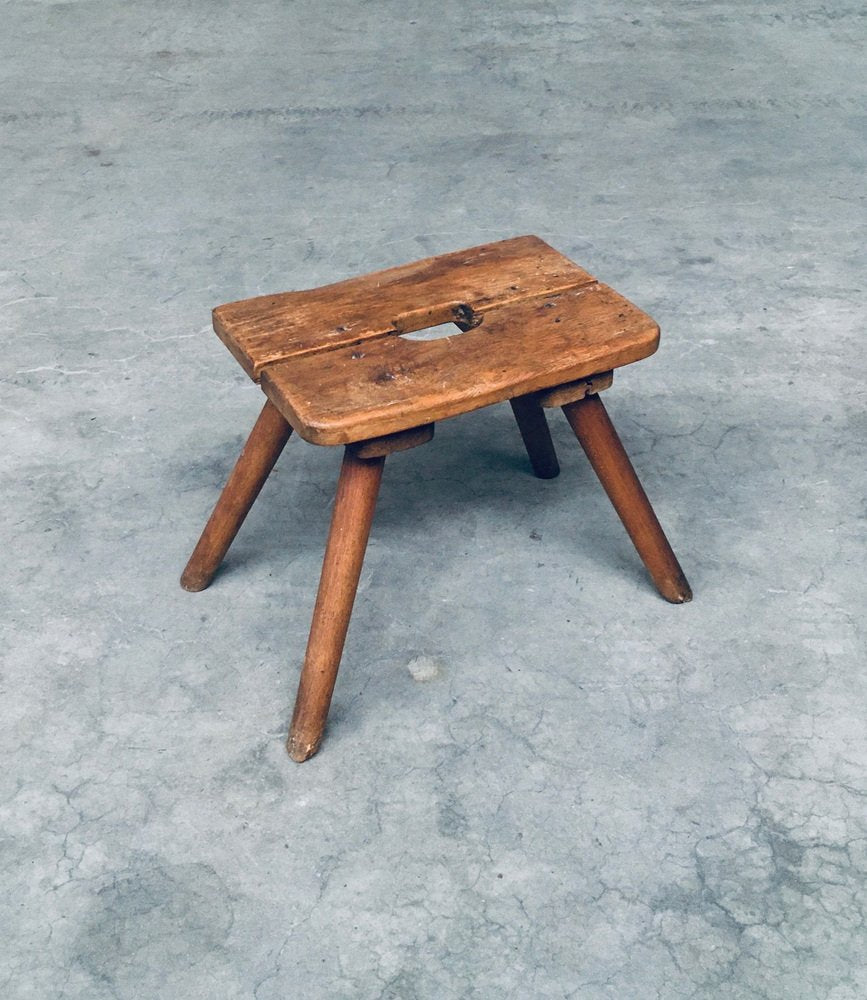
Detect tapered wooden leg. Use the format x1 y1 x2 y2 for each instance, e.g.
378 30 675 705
180 400 293 592
562 394 692 603
510 395 560 479
287 448 386 762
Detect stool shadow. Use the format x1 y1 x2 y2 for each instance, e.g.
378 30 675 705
186 388 769 601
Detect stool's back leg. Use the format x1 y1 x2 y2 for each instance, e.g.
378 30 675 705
288 448 385 762
180 400 293 592
510 395 560 479
562 394 692 603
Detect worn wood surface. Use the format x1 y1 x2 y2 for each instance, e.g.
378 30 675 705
180 400 292 592
350 423 434 459
537 370 614 408
562 394 692 604
287 448 385 762
509 395 560 478
260 282 658 445
213 235 595 379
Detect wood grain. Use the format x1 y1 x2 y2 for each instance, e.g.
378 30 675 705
562 394 692 604
537 370 613 408
349 423 434 458
260 282 658 445
213 235 595 378
287 448 385 762
180 400 292 592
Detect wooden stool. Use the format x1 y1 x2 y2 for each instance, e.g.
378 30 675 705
181 236 691 761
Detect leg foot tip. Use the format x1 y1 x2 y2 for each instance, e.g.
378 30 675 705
180 570 211 592
663 582 693 604
533 464 561 480
287 734 320 762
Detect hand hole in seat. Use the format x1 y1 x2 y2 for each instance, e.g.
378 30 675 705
398 322 466 342
393 302 483 340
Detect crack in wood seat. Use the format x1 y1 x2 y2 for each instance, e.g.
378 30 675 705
214 235 595 377
182 235 692 762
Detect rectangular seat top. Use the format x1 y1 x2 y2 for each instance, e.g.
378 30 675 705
211 236 660 445
213 235 596 379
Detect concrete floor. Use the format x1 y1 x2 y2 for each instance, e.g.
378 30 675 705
3 2 866 997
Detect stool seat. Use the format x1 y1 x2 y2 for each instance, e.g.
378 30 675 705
213 234 659 445
261 282 657 445
182 235 692 761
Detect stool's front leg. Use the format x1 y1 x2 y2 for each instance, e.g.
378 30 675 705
181 399 292 592
510 395 560 479
288 447 385 762
562 393 692 604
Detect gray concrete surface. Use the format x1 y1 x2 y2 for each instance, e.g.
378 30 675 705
2 2 866 997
